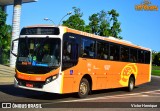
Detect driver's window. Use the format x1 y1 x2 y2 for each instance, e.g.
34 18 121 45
62 33 79 71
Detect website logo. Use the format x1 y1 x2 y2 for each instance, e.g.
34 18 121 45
135 0 158 11
2 103 11 108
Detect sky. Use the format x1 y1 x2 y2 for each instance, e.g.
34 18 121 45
5 0 160 52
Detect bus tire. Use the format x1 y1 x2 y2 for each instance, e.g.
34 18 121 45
78 78 90 98
128 76 135 92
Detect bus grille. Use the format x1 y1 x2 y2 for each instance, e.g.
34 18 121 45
17 78 45 88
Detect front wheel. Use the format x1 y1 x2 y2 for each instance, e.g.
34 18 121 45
78 78 90 98
128 77 135 92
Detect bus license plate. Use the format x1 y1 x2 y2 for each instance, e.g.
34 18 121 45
26 83 33 88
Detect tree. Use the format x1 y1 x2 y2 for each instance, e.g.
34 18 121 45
88 10 110 36
108 9 122 39
63 7 122 39
62 7 85 31
152 50 156 62
98 10 110 36
88 9 121 38
84 25 92 33
88 13 99 34
153 51 160 66
0 8 12 64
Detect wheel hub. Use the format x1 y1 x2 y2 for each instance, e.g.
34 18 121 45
80 82 87 95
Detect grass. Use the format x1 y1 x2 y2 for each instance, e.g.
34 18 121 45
152 66 160 76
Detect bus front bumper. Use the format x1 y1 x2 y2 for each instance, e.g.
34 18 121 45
14 77 63 94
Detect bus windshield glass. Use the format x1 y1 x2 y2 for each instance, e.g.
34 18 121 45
17 38 61 67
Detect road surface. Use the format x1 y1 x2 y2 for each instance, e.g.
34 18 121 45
0 65 160 111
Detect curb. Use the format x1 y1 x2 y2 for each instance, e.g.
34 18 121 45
151 75 160 78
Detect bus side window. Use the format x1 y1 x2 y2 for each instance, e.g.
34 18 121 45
97 41 103 59
138 50 145 63
130 48 137 62
110 44 120 61
120 46 129 62
145 51 150 64
81 38 96 58
97 41 109 60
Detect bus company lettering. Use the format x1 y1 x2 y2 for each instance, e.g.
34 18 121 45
119 63 138 86
104 65 111 71
135 0 158 11
87 62 92 72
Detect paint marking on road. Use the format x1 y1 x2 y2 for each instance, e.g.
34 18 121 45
141 95 149 97
40 90 160 107
60 89 160 103
151 92 160 95
127 93 141 96
143 90 160 94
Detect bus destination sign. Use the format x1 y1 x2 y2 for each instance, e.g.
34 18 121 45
20 27 60 35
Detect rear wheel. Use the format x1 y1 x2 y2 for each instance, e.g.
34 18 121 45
128 77 135 92
78 78 90 98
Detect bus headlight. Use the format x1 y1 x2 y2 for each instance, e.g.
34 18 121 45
45 74 58 84
46 77 52 84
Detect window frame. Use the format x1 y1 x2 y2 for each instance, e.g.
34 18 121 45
120 45 129 62
81 37 96 59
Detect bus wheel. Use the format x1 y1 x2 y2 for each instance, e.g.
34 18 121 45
78 78 90 98
128 76 135 92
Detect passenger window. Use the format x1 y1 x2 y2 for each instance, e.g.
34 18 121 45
145 51 150 64
138 50 145 63
97 41 109 60
81 38 96 58
130 48 137 62
120 46 129 62
109 44 120 61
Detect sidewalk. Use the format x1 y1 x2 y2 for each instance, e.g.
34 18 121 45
0 64 15 83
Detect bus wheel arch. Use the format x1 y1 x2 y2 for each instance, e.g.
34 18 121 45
128 74 136 92
77 74 92 98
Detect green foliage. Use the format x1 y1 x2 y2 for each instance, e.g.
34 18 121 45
88 13 99 34
62 7 85 31
62 7 122 39
152 65 160 70
0 8 12 64
152 66 160 76
84 25 92 33
98 10 110 36
88 10 110 36
88 9 122 38
108 9 122 39
0 8 7 26
152 51 160 66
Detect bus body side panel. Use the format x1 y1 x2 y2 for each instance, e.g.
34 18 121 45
135 64 151 86
61 58 151 93
61 70 82 94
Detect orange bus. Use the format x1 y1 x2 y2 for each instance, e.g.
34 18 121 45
12 25 152 98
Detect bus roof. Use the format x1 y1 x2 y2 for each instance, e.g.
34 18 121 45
24 24 54 28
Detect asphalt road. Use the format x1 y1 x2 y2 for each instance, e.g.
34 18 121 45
0 76 160 111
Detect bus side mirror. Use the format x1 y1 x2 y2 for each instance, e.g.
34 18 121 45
11 38 19 57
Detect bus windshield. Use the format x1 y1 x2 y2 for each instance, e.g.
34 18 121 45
17 38 61 67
